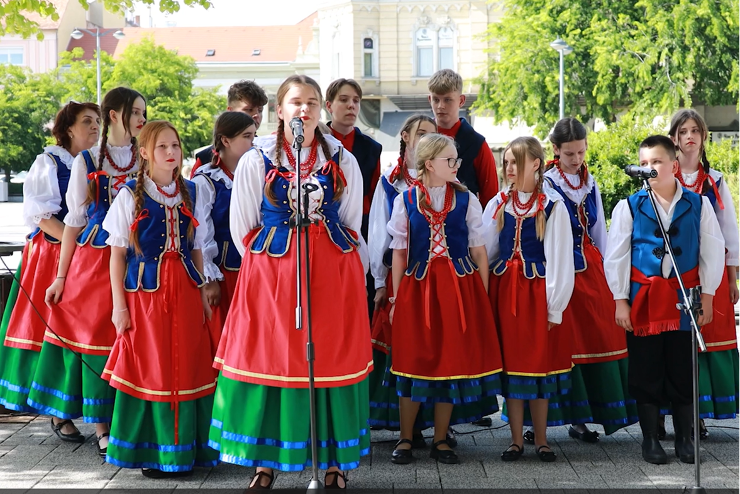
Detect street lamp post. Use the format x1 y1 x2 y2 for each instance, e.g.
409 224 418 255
70 28 125 106
549 37 573 120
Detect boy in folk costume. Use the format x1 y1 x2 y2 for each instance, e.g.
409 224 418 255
604 135 725 465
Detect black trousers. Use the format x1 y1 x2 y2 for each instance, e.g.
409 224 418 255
626 331 693 406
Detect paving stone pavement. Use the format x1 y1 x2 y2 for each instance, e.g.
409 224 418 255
0 407 736 491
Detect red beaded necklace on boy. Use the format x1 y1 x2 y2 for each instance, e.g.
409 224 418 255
282 138 319 179
547 157 588 191
104 144 137 174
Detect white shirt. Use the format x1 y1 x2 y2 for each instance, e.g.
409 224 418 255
482 187 575 324
680 168 739 267
368 166 418 289
65 144 140 228
22 146 75 229
604 180 725 299
102 176 209 252
230 134 368 273
191 166 234 282
543 167 607 253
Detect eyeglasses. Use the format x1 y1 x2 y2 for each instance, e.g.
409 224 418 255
433 157 463 168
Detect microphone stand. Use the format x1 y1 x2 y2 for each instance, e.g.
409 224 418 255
641 178 706 494
289 126 323 491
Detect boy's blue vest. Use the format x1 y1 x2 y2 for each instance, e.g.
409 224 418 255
403 186 477 280
248 149 360 256
194 169 241 271
545 178 599 272
490 198 556 279
75 150 136 248
120 179 204 291
29 153 70 244
627 188 702 329
452 118 487 196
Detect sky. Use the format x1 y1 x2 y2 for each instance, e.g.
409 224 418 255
132 0 321 27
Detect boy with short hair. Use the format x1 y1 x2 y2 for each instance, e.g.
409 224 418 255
427 69 498 205
604 135 725 465
325 78 383 317
191 80 268 177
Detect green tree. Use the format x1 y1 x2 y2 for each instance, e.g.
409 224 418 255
0 0 211 39
476 0 738 136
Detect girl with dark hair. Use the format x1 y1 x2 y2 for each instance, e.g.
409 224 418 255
0 101 100 441
102 120 218 477
522 117 635 443
208 75 372 490
31 87 146 457
192 111 256 335
483 136 575 462
367 114 435 434
669 109 739 433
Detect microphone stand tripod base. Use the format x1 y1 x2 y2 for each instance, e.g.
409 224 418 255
307 479 324 491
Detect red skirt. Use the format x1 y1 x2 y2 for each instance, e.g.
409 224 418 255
564 243 628 364
701 269 737 352
45 244 115 355
214 224 373 389
370 273 393 354
5 236 60 351
391 258 502 379
207 269 239 346
490 259 573 376
103 253 217 402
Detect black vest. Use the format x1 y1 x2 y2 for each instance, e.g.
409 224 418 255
452 118 486 195
328 124 382 200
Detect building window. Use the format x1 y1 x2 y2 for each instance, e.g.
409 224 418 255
438 27 454 70
0 47 24 66
362 33 379 78
415 28 434 77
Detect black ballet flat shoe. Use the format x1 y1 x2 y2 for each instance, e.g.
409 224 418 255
430 439 459 464
411 431 427 449
446 428 458 449
501 443 523 462
536 445 557 462
50 418 85 444
523 430 535 445
141 468 193 479
325 470 347 490
95 432 110 458
568 425 600 443
391 439 414 464
471 416 492 427
246 470 274 489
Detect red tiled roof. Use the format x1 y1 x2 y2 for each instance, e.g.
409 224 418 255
65 31 121 60
112 12 318 63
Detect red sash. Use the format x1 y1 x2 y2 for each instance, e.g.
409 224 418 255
630 266 700 336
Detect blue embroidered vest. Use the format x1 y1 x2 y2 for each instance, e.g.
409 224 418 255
545 178 599 272
627 188 701 320
195 170 241 271
248 149 360 256
403 187 477 280
453 118 486 196
380 175 403 268
121 179 204 291
491 199 556 279
29 153 71 244
703 174 723 209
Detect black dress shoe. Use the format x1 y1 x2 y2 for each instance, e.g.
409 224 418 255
536 445 557 462
50 418 85 444
391 439 414 464
568 425 599 443
430 439 459 464
411 431 427 449
523 430 535 445
501 443 523 462
471 416 492 427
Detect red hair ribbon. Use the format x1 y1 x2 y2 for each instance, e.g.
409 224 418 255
492 190 509 218
265 167 295 184
707 174 725 210
180 205 200 228
320 159 347 192
389 157 404 183
87 170 109 211
546 158 559 168
129 209 150 232
536 192 547 213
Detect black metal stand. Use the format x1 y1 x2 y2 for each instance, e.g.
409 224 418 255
289 135 324 492
641 179 706 494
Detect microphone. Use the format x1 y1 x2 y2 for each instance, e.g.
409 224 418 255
624 165 657 179
289 117 305 144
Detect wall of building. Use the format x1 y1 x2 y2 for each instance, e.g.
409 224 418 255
0 32 58 72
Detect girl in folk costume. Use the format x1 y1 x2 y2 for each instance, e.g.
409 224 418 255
367 114 436 435
192 112 256 336
484 136 575 462
29 88 145 458
521 118 635 441
669 109 739 432
208 75 372 490
387 133 503 466
102 121 218 478
0 102 100 441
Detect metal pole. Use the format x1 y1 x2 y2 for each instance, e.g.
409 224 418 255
96 28 101 106
559 50 564 120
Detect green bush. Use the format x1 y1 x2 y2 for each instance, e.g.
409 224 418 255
706 137 739 209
